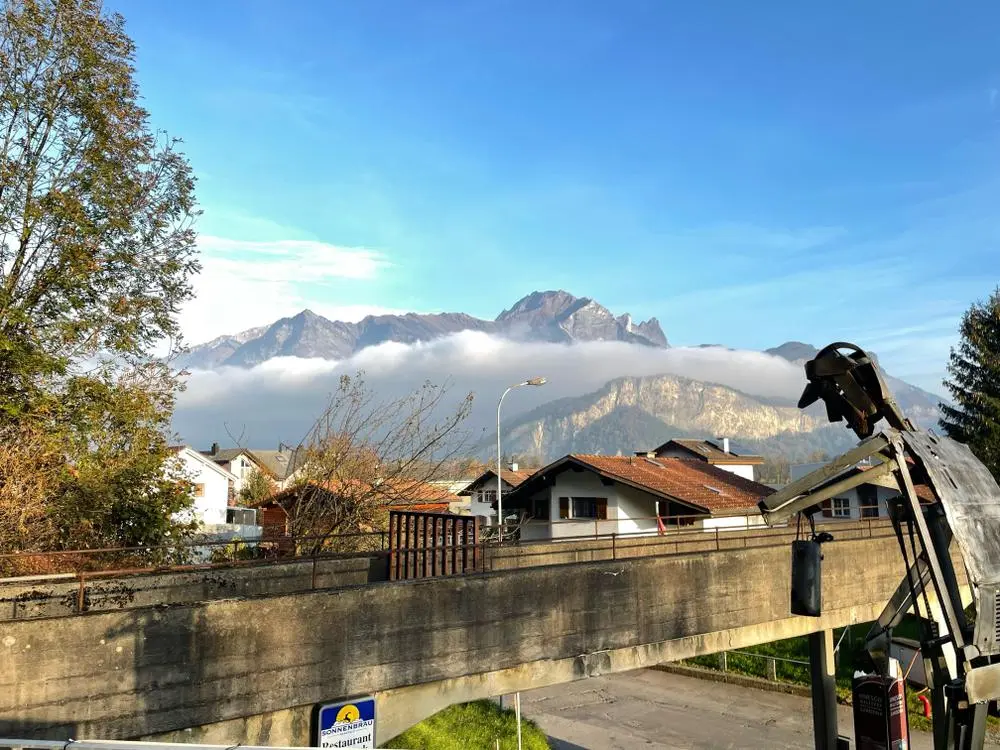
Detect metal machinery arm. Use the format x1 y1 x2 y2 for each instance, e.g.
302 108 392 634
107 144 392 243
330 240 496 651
758 343 1000 750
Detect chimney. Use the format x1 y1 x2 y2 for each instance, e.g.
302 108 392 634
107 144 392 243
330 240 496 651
211 442 219 456
509 462 518 473
722 438 730 454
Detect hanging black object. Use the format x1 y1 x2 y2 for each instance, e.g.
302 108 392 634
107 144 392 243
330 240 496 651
791 539 823 617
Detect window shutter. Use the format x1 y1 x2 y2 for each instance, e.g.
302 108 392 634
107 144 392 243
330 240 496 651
559 497 570 519
597 499 608 521
821 498 832 518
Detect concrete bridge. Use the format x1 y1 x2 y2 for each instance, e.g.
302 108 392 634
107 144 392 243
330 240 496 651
0 522 967 747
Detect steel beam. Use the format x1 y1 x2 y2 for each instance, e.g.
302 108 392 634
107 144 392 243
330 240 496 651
809 629 838 750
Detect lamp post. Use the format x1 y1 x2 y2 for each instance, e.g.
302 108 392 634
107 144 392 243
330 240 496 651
496 377 547 543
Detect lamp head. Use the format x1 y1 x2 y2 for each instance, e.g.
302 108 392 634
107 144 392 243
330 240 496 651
526 377 547 386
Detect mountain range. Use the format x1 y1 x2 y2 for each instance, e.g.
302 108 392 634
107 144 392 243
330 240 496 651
485 358 941 465
177 290 667 370
179 290 946 462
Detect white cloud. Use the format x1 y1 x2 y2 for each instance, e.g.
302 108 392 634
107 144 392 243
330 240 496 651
172 333 808 449
176 235 396 346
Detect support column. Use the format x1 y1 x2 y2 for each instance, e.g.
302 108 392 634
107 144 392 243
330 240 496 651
809 629 838 750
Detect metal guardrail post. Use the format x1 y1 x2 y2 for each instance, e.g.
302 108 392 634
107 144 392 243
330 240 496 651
77 572 86 613
767 657 777 681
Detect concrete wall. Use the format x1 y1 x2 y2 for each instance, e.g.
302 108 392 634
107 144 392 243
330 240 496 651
0 555 386 621
0 530 946 745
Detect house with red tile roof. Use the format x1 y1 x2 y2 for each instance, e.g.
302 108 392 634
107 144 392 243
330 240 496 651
458 463 534 521
503 453 775 541
645 439 764 481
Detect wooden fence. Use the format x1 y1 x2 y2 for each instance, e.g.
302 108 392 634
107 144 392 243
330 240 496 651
388 510 480 580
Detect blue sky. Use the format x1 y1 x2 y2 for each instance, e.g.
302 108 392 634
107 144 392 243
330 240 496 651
115 0 1000 394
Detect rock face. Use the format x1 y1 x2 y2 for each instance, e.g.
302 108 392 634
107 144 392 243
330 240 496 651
487 373 828 462
495 291 667 347
177 290 667 368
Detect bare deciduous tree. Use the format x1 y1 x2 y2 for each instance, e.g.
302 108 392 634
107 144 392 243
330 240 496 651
279 373 475 554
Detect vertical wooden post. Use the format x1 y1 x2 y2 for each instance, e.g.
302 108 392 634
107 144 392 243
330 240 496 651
430 516 438 577
388 513 396 581
472 516 479 572
718 651 727 672
77 572 86 613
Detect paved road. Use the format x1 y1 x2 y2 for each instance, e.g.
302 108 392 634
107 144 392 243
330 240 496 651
520 668 981 749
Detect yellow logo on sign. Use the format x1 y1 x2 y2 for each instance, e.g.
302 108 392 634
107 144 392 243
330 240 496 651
336 705 361 723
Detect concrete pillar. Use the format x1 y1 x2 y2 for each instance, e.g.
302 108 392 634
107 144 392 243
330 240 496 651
809 629 838 750
719 651 728 673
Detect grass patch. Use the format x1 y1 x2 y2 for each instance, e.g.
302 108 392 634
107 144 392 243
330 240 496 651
682 619 939 728
383 699 550 750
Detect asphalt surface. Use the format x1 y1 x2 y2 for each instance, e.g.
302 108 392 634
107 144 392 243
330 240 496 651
520 668 975 749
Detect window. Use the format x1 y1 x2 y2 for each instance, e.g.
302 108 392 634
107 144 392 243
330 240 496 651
530 497 550 520
193 483 205 498
558 497 608 520
832 497 851 518
227 507 257 525
858 486 879 519
573 497 608 520
481 489 497 505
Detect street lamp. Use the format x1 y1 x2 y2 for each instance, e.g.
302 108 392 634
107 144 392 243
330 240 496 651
496 377 547 543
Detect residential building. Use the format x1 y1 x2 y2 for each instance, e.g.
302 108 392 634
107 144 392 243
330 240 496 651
503 453 774 541
202 442 307 493
645 438 764 480
790 460 936 520
202 444 266 497
257 478 464 544
458 463 532 520
168 446 238 526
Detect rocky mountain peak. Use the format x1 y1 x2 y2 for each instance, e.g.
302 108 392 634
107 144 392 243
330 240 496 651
495 290 584 323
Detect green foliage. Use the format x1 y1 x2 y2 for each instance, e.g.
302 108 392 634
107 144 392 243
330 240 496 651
47 365 196 550
384 700 550 750
238 467 277 506
0 0 199 555
941 287 1000 481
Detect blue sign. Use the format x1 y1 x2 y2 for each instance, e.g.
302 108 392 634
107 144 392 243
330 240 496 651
317 696 376 748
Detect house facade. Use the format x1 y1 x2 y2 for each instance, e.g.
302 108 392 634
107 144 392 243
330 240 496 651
168 446 238 526
647 439 763 481
790 461 935 520
503 453 773 541
458 464 532 520
203 443 307 493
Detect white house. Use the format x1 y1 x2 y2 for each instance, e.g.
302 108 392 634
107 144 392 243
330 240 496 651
458 464 533 520
202 443 308 494
647 439 764 481
503 453 774 541
203 444 266 497
789 460 935 520
168 446 238 526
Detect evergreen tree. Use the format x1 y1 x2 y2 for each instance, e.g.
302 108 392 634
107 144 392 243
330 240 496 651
941 287 1000 481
